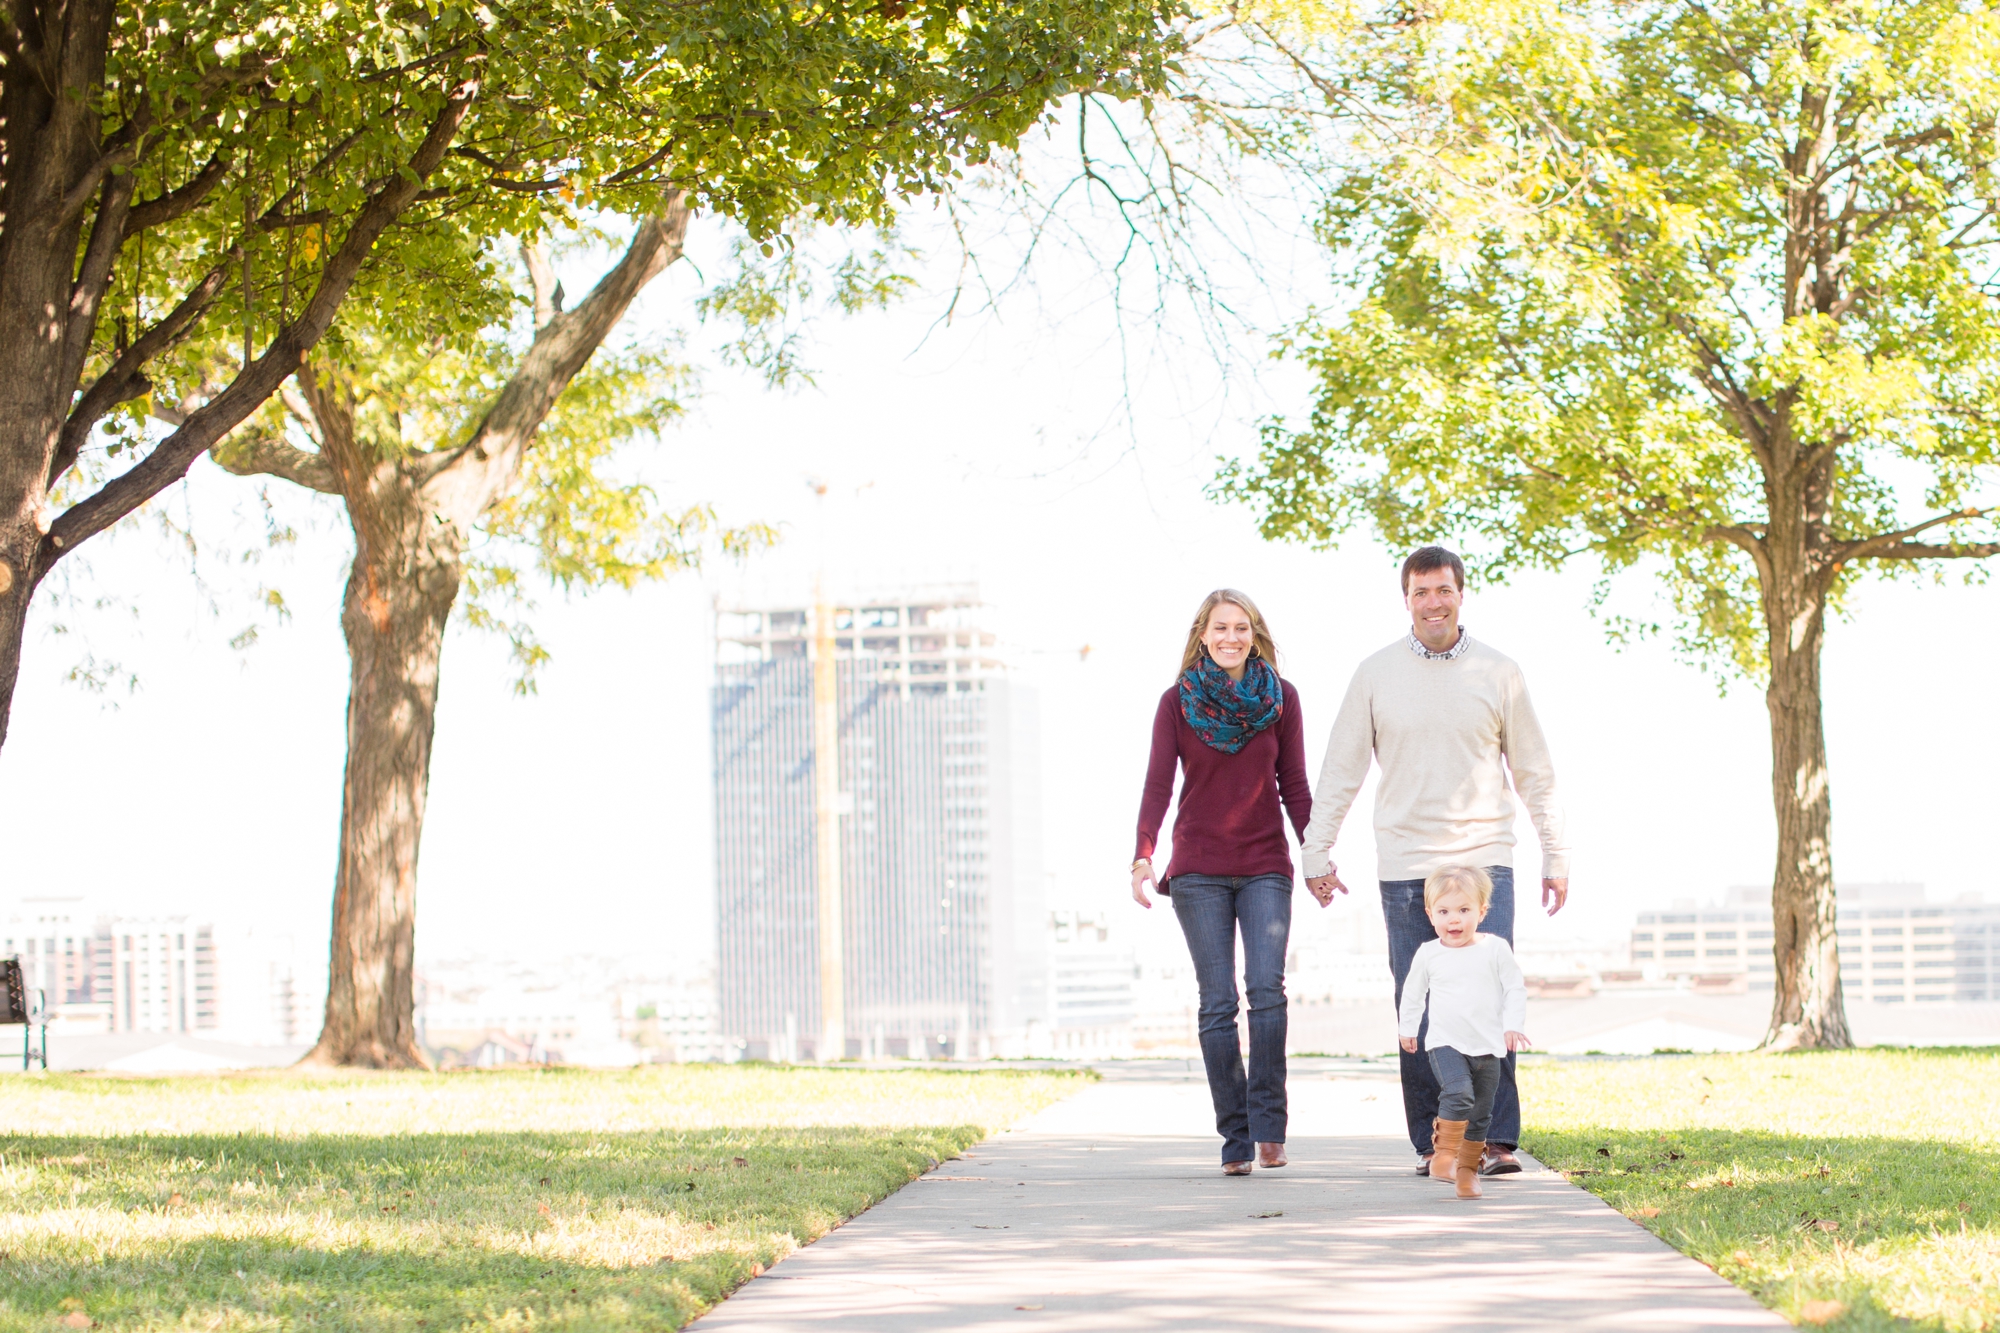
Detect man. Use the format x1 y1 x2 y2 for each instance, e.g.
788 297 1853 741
1303 546 1569 1176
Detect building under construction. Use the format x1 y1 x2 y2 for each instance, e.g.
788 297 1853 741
711 585 1046 1060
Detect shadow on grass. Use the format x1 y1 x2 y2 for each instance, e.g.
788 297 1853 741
0 1126 978 1332
1527 1125 1997 1333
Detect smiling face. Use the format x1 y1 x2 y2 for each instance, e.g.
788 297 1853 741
1428 887 1486 948
1404 564 1464 652
1201 602 1256 679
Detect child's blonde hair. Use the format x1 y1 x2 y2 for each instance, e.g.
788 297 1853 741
1424 865 1493 914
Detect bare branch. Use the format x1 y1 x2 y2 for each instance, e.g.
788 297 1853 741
1856 541 2000 560
124 154 232 233
1839 506 1998 563
522 239 557 329
427 194 693 508
210 426 340 493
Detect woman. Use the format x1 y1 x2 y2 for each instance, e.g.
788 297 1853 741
1132 589 1317 1175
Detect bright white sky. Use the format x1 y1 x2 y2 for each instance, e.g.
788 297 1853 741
2 186 1995 996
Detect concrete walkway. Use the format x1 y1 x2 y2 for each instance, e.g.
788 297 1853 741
696 1059 1787 1332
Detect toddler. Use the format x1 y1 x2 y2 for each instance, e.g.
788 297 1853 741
1396 865 1530 1199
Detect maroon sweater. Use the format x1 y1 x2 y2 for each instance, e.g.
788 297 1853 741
1135 679 1313 888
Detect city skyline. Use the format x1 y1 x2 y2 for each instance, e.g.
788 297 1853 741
2 209 1995 1009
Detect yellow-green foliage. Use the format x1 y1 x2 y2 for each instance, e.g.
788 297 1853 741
1522 1051 2000 1332
0 1066 1082 1333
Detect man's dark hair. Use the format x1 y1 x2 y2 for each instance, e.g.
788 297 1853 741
1401 545 1466 594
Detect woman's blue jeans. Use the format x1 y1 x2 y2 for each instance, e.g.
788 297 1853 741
1382 865 1521 1156
1169 873 1291 1164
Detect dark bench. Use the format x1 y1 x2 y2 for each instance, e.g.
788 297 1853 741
0 957 48 1071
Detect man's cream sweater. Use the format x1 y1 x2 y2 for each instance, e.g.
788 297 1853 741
1300 635 1568 882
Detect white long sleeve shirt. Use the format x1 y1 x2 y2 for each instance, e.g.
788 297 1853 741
1397 935 1528 1058
1300 635 1569 882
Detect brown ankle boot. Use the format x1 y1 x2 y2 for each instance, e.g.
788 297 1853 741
1430 1120 1467 1182
1456 1138 1486 1198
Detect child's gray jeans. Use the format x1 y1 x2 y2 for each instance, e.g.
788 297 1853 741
1427 1045 1503 1141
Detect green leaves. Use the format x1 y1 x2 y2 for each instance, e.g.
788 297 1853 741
1220 0 2000 677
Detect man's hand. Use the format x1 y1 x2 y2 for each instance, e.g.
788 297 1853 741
1131 860 1157 909
1505 1030 1532 1053
1541 877 1569 915
1399 1036 1418 1054
1305 868 1349 907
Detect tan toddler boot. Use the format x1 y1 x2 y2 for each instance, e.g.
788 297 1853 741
1430 1119 1467 1182
1456 1138 1486 1198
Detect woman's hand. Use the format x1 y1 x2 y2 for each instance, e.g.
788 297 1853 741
1305 868 1348 907
1399 1036 1418 1054
1505 1030 1532 1052
1131 859 1157 909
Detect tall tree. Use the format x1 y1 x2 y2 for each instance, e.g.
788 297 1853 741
198 0 1190 1064
1218 0 2000 1047
0 0 1186 752
214 211 708 1066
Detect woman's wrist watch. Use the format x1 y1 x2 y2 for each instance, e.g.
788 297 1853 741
1131 857 1151 873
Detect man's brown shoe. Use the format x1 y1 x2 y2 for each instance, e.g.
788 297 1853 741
1430 1119 1468 1182
1479 1146 1523 1176
1222 1160 1254 1176
1257 1142 1287 1169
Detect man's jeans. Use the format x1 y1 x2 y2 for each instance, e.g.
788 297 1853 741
1383 865 1520 1156
1170 873 1292 1164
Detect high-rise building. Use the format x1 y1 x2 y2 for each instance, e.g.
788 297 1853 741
2 899 313 1043
0 899 216 1034
712 586 1046 1060
1629 883 1998 1002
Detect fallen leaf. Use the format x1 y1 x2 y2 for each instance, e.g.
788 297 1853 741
1732 1250 1752 1264
1016 1305 1044 1312
537 1202 553 1218
1595 1147 1611 1157
1815 1220 1839 1232
733 1157 748 1167
750 1262 765 1277
1799 1299 1845 1324
1637 1207 1660 1218
1250 1211 1283 1219
60 1314 91 1330
167 1193 185 1207
1959 1202 1972 1213
538 1177 551 1186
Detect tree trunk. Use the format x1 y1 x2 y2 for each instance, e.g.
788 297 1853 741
0 0 117 747
289 205 689 1065
1756 436 1852 1050
301 412 466 1068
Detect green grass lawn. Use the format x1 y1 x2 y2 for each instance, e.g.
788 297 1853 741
0 1064 1083 1332
1521 1049 1999 1332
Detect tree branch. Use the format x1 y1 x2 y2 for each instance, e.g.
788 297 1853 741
52 252 237 487
61 160 139 393
1854 540 2000 561
430 193 692 509
124 153 231 233
210 426 341 493
1839 506 1997 563
36 78 479 575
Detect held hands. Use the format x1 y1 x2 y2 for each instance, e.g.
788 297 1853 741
1305 866 1349 908
1131 859 1157 909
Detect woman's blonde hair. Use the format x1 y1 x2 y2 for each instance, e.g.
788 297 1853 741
1180 589 1279 673
1424 865 1494 914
